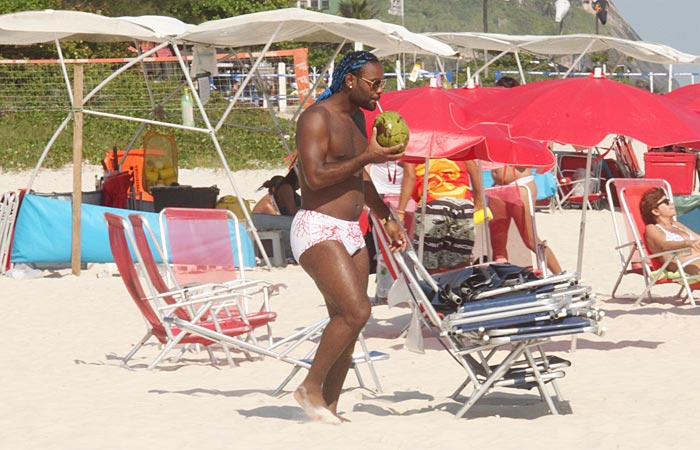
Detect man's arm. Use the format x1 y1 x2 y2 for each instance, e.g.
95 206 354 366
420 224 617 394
364 169 406 251
295 108 403 191
397 162 416 211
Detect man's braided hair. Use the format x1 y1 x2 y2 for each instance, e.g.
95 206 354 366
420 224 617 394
316 51 379 102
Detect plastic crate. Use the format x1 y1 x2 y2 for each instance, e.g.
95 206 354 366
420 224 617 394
151 186 219 213
643 152 697 195
34 190 103 205
255 230 287 267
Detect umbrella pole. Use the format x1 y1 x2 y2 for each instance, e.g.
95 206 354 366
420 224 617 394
478 160 492 263
417 157 430 263
514 50 526 85
575 148 594 278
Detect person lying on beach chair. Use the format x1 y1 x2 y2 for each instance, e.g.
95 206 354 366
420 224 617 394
606 178 700 306
641 187 700 275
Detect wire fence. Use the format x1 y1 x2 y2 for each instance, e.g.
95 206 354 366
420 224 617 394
0 54 304 119
495 69 700 92
0 54 307 171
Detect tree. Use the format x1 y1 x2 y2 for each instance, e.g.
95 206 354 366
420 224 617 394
0 0 60 13
153 0 293 24
482 0 489 32
338 0 378 20
4 1 297 23
0 0 296 58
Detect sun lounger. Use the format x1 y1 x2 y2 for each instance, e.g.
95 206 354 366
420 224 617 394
388 236 604 417
0 189 24 274
105 212 256 368
128 213 280 345
106 211 388 390
606 178 700 306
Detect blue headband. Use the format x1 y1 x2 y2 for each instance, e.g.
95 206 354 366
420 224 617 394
316 51 379 102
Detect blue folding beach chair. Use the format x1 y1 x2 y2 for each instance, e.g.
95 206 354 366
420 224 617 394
392 246 604 418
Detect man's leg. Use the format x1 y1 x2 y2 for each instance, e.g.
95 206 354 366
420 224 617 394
295 241 371 423
488 197 510 263
322 247 370 415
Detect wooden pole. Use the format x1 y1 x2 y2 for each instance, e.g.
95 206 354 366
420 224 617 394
71 65 84 276
483 0 489 77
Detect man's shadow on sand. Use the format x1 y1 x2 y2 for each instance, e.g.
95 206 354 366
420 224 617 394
146 386 567 421
353 390 574 420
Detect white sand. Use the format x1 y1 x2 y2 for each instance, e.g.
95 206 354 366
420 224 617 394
1 165 699 450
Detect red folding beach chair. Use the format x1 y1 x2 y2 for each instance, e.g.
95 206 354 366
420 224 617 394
104 212 254 368
128 213 278 345
606 178 700 306
0 189 25 274
611 135 642 179
159 207 245 286
158 207 283 343
555 151 605 210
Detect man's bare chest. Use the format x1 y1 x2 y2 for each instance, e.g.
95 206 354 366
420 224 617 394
327 121 366 161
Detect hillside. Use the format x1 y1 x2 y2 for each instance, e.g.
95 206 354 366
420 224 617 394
370 0 665 77
372 0 633 38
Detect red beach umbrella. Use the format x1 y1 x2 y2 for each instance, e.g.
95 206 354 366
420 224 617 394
467 70 700 276
362 85 554 168
446 83 509 107
664 83 700 114
408 121 556 170
363 85 556 264
470 71 700 148
364 85 482 158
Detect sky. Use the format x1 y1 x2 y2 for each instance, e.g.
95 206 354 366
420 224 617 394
612 0 700 82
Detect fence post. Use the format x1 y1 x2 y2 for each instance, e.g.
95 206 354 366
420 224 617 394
72 64 84 276
278 62 287 113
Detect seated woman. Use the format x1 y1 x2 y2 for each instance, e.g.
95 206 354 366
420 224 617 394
489 165 563 275
252 169 300 216
251 169 301 262
641 187 700 275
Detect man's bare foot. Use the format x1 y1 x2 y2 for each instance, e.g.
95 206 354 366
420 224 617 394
294 385 342 425
328 404 351 422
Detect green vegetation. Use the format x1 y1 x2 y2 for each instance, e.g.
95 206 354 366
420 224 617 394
373 0 601 36
0 110 291 171
0 0 295 22
339 0 379 19
0 1 631 171
0 61 293 171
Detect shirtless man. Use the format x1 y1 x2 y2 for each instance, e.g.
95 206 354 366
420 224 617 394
290 51 406 424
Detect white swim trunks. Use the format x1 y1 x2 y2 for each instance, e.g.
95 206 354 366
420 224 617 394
290 209 366 261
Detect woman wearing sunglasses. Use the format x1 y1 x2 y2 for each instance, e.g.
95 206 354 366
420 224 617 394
641 187 700 274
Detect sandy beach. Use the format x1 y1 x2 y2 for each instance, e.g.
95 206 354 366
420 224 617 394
2 165 699 450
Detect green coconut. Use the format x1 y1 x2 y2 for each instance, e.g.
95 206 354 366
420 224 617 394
373 110 410 151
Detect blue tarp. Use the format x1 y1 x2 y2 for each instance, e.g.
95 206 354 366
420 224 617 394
11 194 255 267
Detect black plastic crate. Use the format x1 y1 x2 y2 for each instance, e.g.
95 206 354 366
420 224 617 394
151 185 220 213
